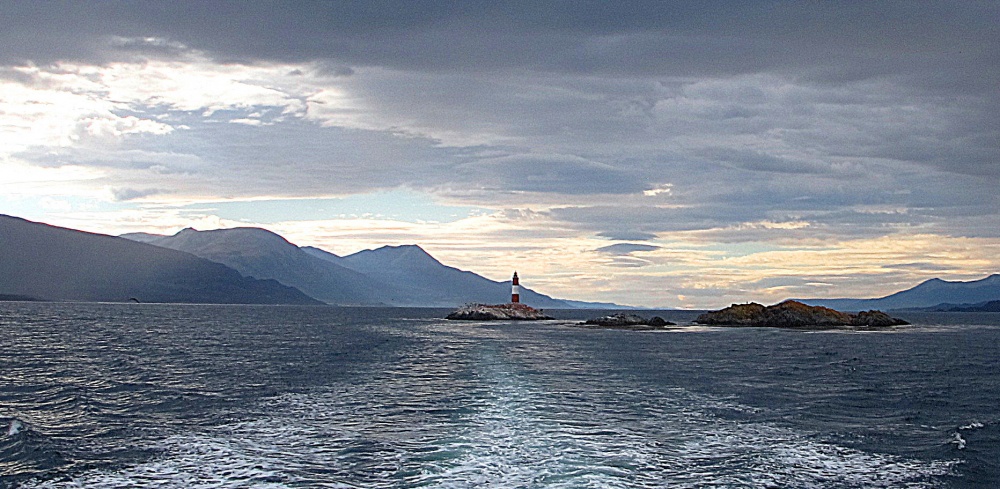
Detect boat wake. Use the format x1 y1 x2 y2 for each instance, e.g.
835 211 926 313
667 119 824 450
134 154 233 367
19 346 957 489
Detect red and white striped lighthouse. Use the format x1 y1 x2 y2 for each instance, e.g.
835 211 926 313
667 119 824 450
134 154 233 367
511 271 520 303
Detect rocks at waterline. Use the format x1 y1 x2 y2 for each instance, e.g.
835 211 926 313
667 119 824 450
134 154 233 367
578 313 675 330
850 309 911 327
445 303 554 321
695 300 909 328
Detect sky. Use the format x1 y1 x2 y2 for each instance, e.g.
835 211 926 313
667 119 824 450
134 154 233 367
1 1 998 308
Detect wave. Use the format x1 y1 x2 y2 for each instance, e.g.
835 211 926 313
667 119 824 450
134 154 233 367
6 419 25 437
18 367 957 488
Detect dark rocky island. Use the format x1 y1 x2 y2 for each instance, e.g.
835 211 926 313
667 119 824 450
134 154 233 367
696 300 908 329
445 303 554 321
578 313 675 330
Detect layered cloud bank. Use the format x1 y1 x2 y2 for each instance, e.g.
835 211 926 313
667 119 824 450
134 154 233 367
1 2 998 308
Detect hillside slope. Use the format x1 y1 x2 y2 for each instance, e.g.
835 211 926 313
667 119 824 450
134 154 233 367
0 215 320 304
307 244 571 308
124 228 405 306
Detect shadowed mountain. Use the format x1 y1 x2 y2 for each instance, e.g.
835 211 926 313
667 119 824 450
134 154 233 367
0 215 320 304
921 300 1000 312
123 228 403 306
125 227 624 308
799 274 1000 311
302 245 573 308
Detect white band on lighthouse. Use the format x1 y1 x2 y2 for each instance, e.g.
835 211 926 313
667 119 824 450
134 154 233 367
511 285 520 295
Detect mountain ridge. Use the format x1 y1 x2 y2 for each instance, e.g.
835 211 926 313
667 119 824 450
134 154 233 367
125 228 403 306
0 215 321 305
125 227 589 308
798 274 1000 311
307 244 574 308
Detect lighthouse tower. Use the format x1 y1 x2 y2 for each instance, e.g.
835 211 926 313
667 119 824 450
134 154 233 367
511 271 520 303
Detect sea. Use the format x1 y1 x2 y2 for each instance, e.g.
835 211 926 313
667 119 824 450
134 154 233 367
1 302 998 488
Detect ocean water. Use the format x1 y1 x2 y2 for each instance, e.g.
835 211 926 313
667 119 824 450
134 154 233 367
1 303 998 488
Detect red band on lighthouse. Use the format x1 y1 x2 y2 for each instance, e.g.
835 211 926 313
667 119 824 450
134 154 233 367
511 271 520 303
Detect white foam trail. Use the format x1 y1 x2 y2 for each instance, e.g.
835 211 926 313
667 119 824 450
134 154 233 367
21 385 957 489
950 433 967 450
19 431 347 489
18 338 959 489
6 419 24 437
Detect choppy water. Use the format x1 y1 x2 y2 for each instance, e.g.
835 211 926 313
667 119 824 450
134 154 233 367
1 303 998 488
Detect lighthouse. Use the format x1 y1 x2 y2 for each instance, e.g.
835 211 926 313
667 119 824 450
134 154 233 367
511 271 520 303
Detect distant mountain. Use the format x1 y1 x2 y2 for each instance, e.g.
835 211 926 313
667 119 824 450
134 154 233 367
0 215 320 305
921 300 1000 313
304 244 573 308
125 227 627 309
123 228 404 306
560 298 645 310
799 274 1000 311
0 294 43 301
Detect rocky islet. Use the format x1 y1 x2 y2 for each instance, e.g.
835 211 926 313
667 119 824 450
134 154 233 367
695 300 908 329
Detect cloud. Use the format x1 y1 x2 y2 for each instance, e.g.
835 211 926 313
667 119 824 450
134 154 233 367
887 262 957 272
110 187 169 202
597 231 659 241
595 243 661 256
458 154 646 195
594 243 661 269
109 36 189 58
4 3 994 85
2 2 999 307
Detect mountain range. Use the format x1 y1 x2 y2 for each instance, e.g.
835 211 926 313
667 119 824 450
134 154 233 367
2 214 599 307
924 300 1000 313
798 274 1000 311
0 215 320 305
4 213 997 310
123 227 581 307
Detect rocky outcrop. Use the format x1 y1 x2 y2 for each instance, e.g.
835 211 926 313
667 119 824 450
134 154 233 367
579 313 675 330
445 303 554 321
694 302 768 326
696 300 908 328
850 310 911 327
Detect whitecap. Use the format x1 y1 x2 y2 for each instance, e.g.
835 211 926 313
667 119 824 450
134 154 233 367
16 341 961 489
950 433 967 450
6 419 24 437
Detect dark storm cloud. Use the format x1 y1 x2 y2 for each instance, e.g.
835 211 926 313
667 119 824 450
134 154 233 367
457 154 647 195
549 156 1000 242
3 2 995 82
2 1 997 243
